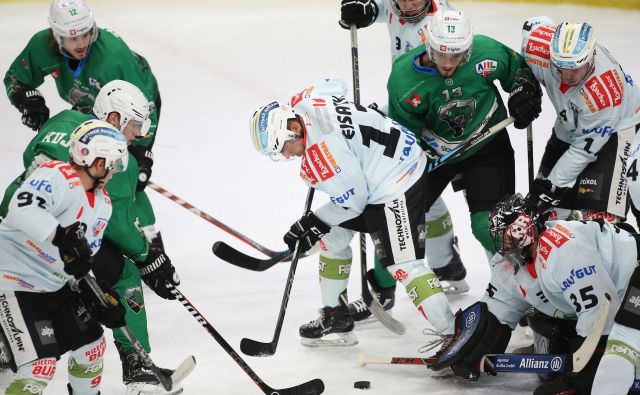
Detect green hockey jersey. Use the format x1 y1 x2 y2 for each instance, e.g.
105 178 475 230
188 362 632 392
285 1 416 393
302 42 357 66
0 110 150 262
387 35 535 163
4 28 160 148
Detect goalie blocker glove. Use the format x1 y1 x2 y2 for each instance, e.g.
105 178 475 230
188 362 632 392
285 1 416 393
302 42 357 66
339 0 378 29
283 212 330 254
12 86 50 131
129 145 154 191
507 77 542 129
51 222 94 278
136 248 180 300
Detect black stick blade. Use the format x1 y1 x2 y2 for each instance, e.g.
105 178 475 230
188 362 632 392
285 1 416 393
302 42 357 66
212 241 290 271
269 378 325 395
240 337 275 357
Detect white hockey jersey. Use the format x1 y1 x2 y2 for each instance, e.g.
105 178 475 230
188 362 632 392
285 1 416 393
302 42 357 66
0 161 112 292
289 78 426 226
482 220 637 337
521 17 640 190
373 0 451 61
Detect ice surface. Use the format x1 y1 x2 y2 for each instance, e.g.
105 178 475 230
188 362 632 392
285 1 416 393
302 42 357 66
0 1 638 393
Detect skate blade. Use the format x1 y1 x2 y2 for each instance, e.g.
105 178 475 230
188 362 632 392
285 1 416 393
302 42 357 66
354 310 393 326
125 382 184 395
301 332 358 347
442 279 470 294
429 366 456 380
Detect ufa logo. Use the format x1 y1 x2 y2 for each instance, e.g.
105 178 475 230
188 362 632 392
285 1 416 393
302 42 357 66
475 59 498 77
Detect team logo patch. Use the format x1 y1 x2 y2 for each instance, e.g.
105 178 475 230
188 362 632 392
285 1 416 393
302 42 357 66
407 93 422 108
93 218 108 237
475 59 498 77
125 286 144 313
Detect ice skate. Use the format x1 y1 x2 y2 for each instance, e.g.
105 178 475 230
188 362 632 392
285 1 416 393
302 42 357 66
300 304 358 347
347 269 395 324
432 237 469 294
119 348 184 395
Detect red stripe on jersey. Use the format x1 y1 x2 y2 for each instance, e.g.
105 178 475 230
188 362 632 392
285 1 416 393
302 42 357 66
76 205 84 220
585 76 611 110
601 70 622 107
86 190 95 208
559 83 571 94
307 144 335 181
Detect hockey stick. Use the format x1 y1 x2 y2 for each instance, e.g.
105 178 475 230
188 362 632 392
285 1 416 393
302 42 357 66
212 242 291 271
350 24 406 336
427 116 515 173
147 182 281 257
527 124 534 189
170 286 324 394
81 275 182 391
240 188 315 357
358 294 612 374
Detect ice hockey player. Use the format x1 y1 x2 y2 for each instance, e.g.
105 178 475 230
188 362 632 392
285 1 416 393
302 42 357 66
0 80 182 395
431 193 639 394
387 9 542 261
3 0 161 244
591 132 640 394
249 77 456 348
521 17 640 223
0 120 128 395
339 0 469 324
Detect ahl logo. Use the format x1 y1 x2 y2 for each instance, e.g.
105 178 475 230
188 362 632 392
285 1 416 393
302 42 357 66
475 59 498 77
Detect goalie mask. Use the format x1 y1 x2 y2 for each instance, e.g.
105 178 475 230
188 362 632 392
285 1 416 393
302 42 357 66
489 194 545 270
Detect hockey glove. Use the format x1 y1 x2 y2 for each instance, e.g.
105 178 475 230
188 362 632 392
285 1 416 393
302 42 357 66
508 78 542 129
78 279 126 329
136 248 180 300
52 223 94 278
526 178 569 216
283 212 331 254
12 87 50 131
129 145 154 191
339 0 378 29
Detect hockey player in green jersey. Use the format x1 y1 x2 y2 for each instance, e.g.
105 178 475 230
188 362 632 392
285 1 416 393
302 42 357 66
3 0 160 245
387 9 542 257
0 80 183 395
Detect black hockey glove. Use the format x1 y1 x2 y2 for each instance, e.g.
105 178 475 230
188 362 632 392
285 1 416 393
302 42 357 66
283 212 331 254
526 178 569 216
508 78 542 129
136 248 180 300
339 0 378 29
129 145 154 191
52 223 93 278
12 87 50 131
78 278 126 329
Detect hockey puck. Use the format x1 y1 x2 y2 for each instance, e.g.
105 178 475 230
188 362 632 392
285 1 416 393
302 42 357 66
354 381 371 389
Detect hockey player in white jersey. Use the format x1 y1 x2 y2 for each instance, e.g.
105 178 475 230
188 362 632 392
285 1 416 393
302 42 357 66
522 17 640 223
0 119 128 394
338 0 468 325
430 193 638 394
591 134 640 394
250 78 455 347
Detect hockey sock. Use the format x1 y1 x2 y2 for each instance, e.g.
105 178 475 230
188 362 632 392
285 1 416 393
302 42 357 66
387 260 454 334
470 210 495 254
424 208 454 270
5 358 56 395
319 255 352 307
112 258 150 353
67 336 104 395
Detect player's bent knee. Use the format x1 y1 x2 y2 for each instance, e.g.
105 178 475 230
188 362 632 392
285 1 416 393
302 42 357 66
67 336 105 395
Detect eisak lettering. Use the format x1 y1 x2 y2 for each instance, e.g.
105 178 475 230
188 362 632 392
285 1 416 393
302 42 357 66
332 96 355 139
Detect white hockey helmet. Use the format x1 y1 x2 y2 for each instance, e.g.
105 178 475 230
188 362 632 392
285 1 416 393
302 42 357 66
390 0 431 24
426 9 473 65
250 102 301 159
550 22 597 70
93 80 151 137
69 119 128 172
48 0 98 47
